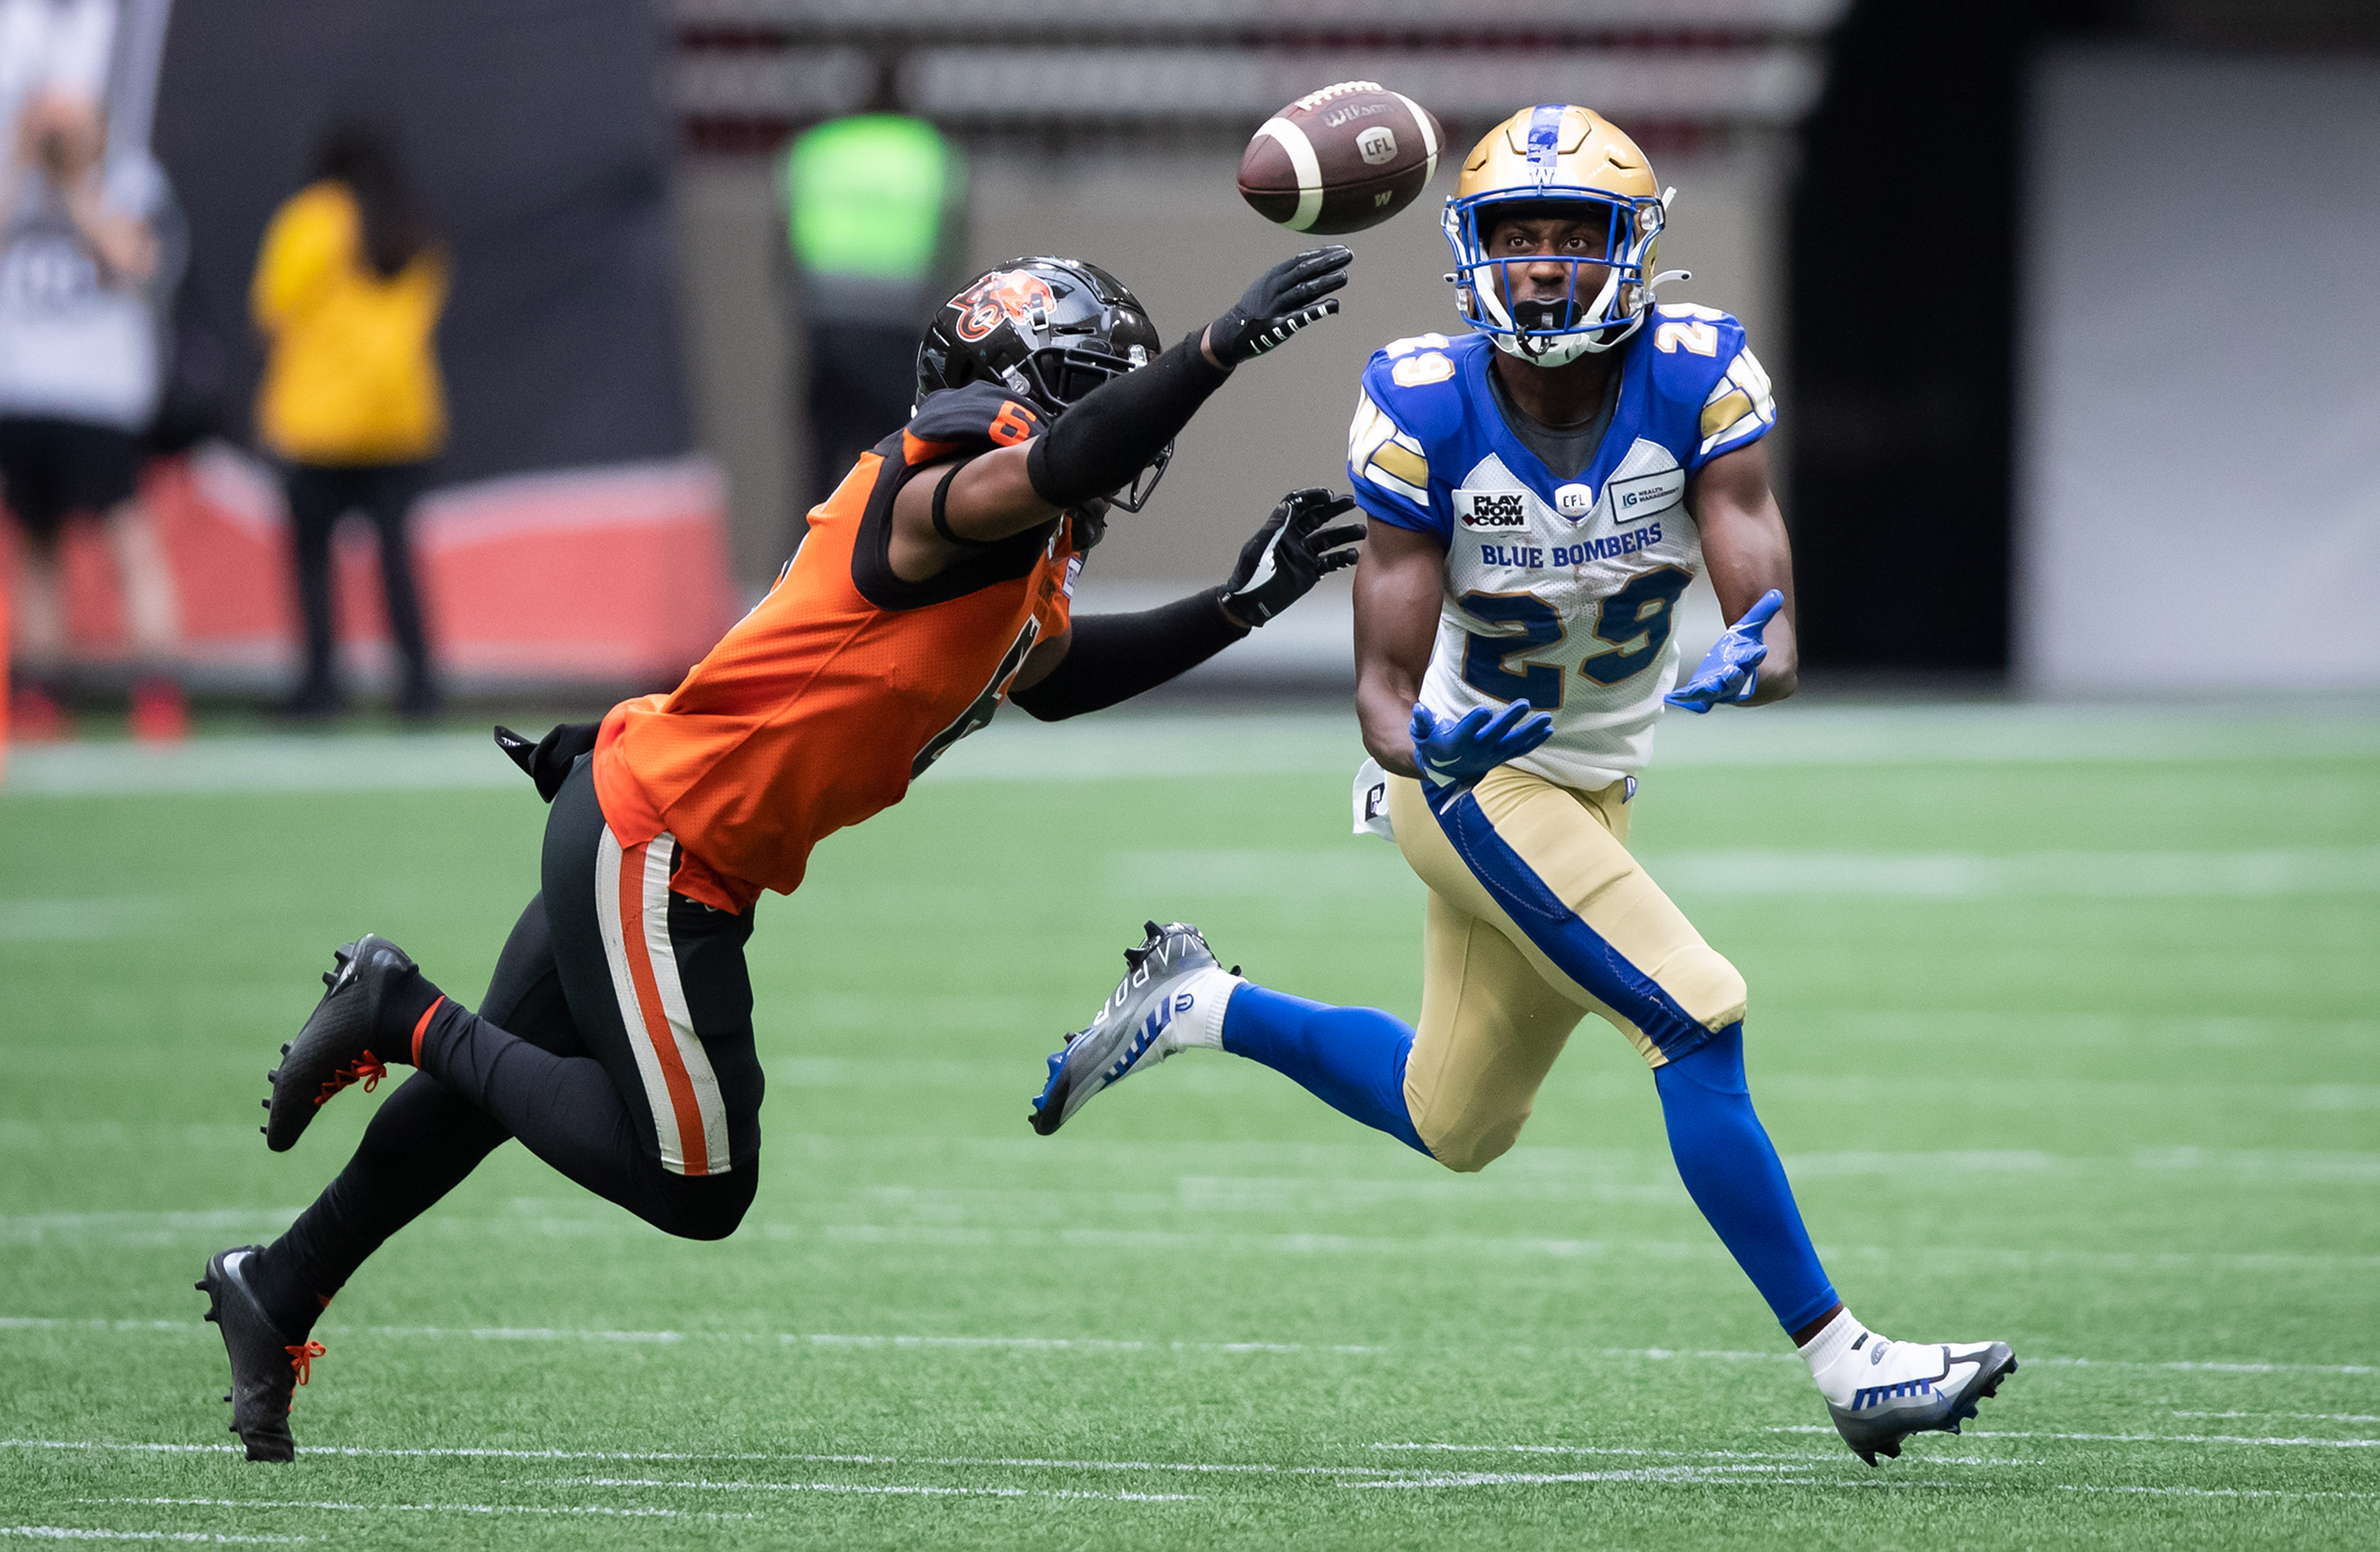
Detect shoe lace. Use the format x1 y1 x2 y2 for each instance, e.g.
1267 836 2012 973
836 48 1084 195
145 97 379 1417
313 1051 387 1107
285 1339 326 1392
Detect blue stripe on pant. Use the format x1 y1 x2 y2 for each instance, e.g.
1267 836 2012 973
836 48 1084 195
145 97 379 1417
1426 779 1721 1064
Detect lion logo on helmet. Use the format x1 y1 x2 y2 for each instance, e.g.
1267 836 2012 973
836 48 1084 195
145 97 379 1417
953 270 1056 343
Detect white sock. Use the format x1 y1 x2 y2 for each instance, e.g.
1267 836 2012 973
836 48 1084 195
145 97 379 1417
1797 1307 1870 1387
1168 966 1243 1051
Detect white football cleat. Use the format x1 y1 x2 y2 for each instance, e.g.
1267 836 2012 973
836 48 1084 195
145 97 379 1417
1805 1313 2017 1466
1030 921 1236 1136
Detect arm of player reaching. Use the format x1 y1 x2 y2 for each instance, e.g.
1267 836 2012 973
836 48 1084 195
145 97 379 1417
893 247 1353 571
1009 489 1361 721
1351 520 1449 779
1669 439 1799 711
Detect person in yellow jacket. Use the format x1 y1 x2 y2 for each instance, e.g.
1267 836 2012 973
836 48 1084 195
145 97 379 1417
251 123 446 717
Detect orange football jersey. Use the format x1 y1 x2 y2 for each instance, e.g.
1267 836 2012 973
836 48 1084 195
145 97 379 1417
594 383 1077 913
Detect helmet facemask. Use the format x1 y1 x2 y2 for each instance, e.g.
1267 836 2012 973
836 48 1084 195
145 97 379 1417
1444 186 1669 368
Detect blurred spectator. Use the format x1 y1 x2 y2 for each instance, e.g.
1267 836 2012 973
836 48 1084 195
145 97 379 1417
782 63 967 511
0 85 185 742
251 122 446 719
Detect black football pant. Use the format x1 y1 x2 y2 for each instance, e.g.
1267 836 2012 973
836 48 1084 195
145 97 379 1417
254 760 764 1337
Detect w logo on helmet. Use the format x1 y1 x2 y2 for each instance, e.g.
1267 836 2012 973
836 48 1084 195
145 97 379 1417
953 270 1057 343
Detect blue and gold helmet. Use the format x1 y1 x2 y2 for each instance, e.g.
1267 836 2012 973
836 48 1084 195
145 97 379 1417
1442 105 1678 368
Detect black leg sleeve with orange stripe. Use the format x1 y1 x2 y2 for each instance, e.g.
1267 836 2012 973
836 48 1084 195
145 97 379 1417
409 759 763 1240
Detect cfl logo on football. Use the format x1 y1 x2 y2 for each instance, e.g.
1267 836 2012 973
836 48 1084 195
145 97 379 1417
1460 492 1529 529
1356 126 1399 165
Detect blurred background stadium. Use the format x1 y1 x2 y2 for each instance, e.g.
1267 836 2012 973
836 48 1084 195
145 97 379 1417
5 0 2376 725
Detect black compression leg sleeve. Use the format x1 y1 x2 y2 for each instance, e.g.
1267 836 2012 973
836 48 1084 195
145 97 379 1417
411 998 758 1243
1008 590 1249 721
248 896 580 1338
1025 335 1231 509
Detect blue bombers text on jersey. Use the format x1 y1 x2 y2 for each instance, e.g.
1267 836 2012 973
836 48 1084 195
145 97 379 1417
1346 306 1775 788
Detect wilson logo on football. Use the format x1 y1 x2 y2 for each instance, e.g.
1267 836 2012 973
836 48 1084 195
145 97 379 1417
953 271 1057 343
1459 492 1530 529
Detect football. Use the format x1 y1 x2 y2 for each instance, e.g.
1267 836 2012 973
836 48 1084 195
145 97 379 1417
1237 81 1444 234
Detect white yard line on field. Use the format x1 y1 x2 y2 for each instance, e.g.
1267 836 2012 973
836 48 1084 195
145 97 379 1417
2056 1485 2380 1501
0 1318 1376 1356
10 1440 750 1461
1342 1469 2003 1491
0 1533 303 1546
554 1476 1195 1502
2 1439 1390 1477
77 1498 750 1521
1352 1465 1818 1489
2031 1356 2380 1376
1 1440 1374 1475
1771 1425 2380 1447
2173 1411 2380 1422
1369 1444 2026 1466
719 1456 1388 1477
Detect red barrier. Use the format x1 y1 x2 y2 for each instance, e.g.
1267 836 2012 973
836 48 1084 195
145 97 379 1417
4 448 737 689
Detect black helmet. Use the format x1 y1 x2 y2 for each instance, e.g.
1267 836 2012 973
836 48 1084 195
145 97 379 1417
916 256 1170 510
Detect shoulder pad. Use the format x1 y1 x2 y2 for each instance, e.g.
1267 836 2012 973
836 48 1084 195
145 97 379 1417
1640 303 1747 400
1641 304 1773 464
903 382 1045 464
1359 332 1477 446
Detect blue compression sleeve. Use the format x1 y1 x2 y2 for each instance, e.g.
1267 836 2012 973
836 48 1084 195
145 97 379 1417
1653 1024 1838 1333
1221 984 1431 1156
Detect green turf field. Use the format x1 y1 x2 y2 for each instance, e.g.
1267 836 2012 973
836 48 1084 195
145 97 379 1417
3 703 2376 1548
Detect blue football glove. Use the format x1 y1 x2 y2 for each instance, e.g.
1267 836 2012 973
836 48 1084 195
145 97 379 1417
1664 589 1784 714
1410 701 1555 792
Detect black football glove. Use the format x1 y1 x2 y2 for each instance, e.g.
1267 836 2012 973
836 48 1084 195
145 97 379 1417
1204 247 1353 366
494 721 600 802
1217 487 1364 627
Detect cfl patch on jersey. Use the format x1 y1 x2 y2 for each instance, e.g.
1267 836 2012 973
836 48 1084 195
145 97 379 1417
1344 310 1775 790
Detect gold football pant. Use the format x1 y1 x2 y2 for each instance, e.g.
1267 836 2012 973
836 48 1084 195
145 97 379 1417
1385 766 1747 1172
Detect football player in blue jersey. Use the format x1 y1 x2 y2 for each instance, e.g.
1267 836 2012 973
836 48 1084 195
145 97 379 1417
1030 105 2015 1465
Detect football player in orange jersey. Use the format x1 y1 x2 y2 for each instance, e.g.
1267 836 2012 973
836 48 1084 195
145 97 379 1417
196 248 1361 1460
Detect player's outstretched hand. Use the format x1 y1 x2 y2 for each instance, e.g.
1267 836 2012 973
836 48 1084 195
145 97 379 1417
1204 246 1353 366
1665 588 1783 714
1218 487 1363 627
1410 701 1555 790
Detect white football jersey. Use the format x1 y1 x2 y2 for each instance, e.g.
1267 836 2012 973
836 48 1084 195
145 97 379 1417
1346 311 1774 790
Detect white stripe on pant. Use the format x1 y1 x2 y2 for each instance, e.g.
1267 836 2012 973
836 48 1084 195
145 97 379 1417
592 825 733 1176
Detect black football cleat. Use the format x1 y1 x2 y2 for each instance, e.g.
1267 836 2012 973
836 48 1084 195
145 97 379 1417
198 1246 323 1462
264 935 415 1152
